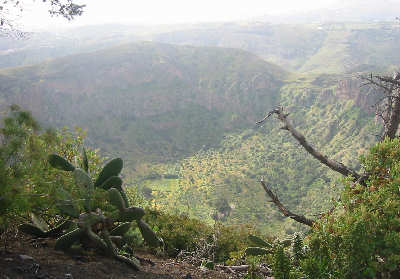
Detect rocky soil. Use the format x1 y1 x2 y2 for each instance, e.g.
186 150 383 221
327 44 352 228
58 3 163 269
0 235 237 279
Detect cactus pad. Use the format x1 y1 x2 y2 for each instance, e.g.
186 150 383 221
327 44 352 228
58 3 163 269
18 223 47 238
55 228 83 251
57 200 80 218
48 154 75 171
46 220 74 237
73 168 93 189
108 188 126 212
94 158 123 187
137 220 161 247
82 147 89 173
110 222 131 236
248 234 272 248
100 176 123 190
120 207 145 222
47 152 159 271
18 216 72 238
245 247 271 256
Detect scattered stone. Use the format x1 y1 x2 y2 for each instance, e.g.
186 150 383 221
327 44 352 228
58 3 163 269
31 263 40 274
19 254 34 261
4 258 13 262
199 266 208 272
64 273 74 279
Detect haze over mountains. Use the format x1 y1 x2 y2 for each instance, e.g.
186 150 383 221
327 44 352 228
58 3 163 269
260 0 400 23
0 2 395 233
2 20 400 74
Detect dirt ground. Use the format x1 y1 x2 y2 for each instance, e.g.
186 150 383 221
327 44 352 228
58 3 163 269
0 235 237 279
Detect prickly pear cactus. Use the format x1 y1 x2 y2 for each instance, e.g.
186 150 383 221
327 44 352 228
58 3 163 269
18 213 73 238
46 150 162 270
245 234 273 256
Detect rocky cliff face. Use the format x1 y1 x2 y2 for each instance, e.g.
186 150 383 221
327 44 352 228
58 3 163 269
336 77 377 113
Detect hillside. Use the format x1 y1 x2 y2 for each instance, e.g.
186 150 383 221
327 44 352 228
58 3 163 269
0 41 382 234
132 73 380 235
0 42 286 166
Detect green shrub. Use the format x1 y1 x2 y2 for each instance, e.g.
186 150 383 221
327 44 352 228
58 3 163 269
0 106 105 236
257 139 400 278
214 223 258 262
141 208 258 263
301 138 400 278
273 245 293 279
143 209 212 256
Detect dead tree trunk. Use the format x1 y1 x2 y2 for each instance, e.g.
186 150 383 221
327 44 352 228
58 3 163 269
361 73 400 140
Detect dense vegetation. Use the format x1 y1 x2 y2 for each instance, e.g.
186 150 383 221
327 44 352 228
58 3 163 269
128 73 379 235
0 40 384 234
2 17 400 278
0 107 265 271
237 139 400 278
0 105 104 232
2 106 400 278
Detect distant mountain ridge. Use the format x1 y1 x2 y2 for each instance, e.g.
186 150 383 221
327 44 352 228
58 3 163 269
152 21 400 73
1 21 399 75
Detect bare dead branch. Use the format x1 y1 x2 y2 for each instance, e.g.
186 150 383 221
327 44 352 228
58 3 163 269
360 75 394 93
258 107 361 180
375 75 400 88
260 178 314 227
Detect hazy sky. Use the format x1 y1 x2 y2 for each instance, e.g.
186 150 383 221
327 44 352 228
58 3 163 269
16 0 340 30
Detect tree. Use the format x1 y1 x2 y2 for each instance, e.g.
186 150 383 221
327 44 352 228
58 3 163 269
256 72 400 227
0 0 85 35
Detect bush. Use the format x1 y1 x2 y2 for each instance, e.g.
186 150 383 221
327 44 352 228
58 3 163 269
0 106 104 234
140 208 258 263
300 138 400 278
214 223 257 262
143 209 212 257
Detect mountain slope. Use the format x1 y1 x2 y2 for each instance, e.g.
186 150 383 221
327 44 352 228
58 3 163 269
0 42 381 234
133 73 380 235
0 42 287 166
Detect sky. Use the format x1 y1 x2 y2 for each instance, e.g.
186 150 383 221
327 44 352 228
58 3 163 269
15 0 341 31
